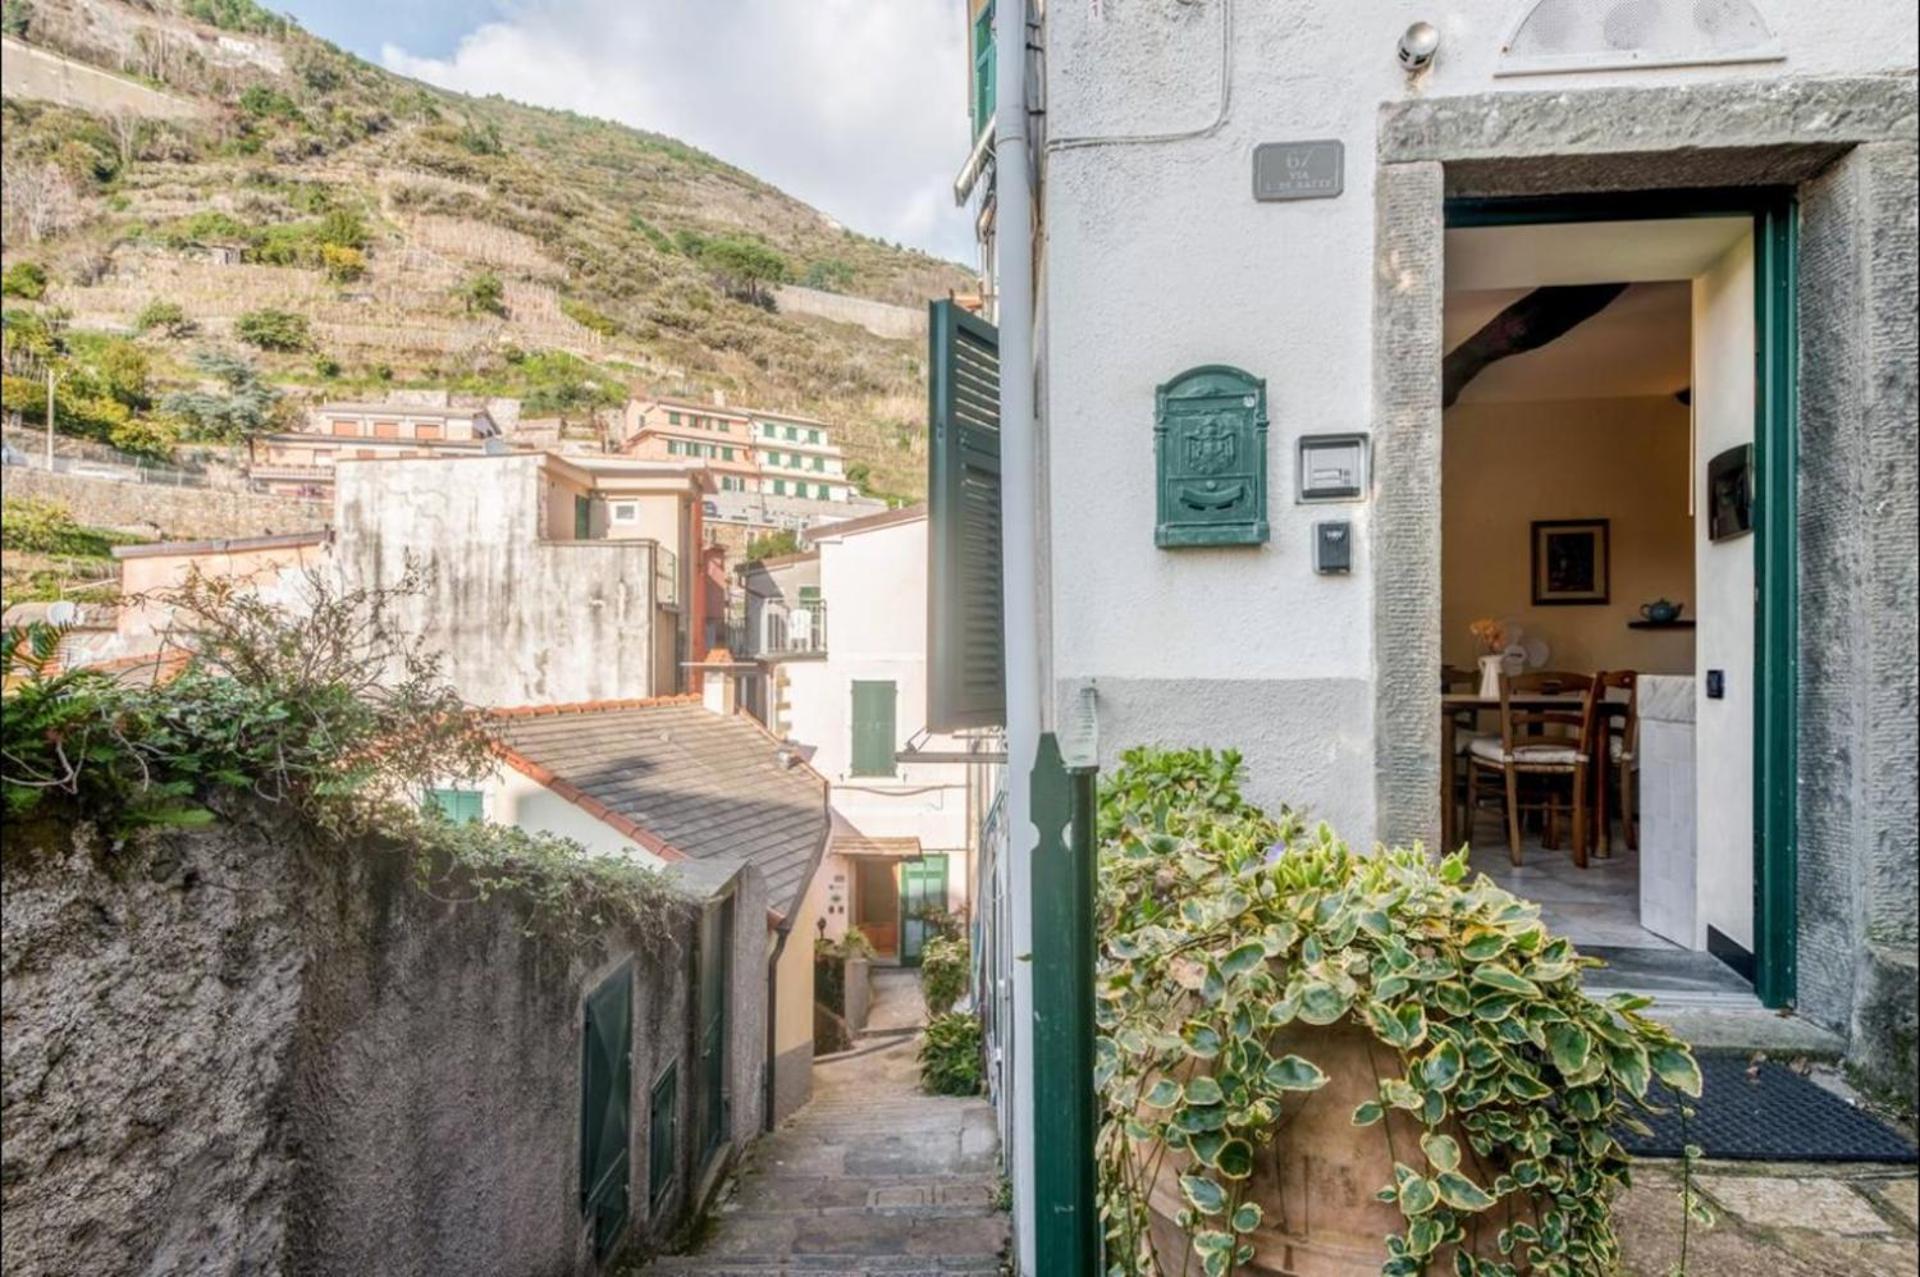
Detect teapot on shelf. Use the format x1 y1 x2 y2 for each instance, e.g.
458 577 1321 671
1640 599 1685 624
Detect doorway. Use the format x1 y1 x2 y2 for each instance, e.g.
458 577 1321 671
1436 192 1797 1005
852 858 900 960
900 854 952 966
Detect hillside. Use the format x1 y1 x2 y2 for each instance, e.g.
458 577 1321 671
0 0 969 501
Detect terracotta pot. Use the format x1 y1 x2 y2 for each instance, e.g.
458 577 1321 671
1141 1021 1524 1276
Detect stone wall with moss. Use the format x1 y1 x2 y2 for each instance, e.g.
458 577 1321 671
0 813 767 1276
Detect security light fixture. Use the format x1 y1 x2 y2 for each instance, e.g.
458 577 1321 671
1398 21 1441 72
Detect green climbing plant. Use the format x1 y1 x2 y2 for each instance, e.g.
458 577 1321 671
1094 747 1706 1277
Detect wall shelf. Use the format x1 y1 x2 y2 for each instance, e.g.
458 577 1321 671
1628 619 1696 630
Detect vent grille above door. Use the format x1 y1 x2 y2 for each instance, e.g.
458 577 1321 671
1498 0 1782 76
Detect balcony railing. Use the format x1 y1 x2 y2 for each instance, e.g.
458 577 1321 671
759 600 827 656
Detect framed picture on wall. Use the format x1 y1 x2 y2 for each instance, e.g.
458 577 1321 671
1707 443 1754 542
1531 519 1610 606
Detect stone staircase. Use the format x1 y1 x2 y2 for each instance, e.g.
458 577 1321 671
639 1010 1007 1277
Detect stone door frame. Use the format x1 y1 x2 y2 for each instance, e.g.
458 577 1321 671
1368 77 1916 1077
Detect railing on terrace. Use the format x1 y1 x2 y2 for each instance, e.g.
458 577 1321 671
758 599 827 656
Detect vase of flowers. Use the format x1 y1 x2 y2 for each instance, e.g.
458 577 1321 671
1469 618 1508 697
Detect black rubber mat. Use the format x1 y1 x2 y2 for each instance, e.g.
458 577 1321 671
1615 1054 1917 1163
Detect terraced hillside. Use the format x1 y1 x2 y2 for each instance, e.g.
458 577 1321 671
0 0 968 501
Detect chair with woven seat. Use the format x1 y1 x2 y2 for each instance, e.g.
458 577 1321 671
1593 669 1640 854
1466 670 1602 867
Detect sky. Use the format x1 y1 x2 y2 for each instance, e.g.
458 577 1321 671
281 0 977 264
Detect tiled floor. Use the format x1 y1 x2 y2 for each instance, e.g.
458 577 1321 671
1463 814 1675 949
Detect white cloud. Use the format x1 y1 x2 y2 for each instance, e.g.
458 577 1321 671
379 0 976 263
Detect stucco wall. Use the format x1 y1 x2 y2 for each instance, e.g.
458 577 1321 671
333 456 661 707
0 814 766 1276
1039 2 1916 853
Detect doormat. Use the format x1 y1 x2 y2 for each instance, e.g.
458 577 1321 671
1616 1054 1918 1163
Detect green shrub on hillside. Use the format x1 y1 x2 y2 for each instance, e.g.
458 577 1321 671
134 300 197 339
0 498 141 557
235 308 310 351
184 0 286 35
560 298 620 338
462 271 506 317
2 262 47 300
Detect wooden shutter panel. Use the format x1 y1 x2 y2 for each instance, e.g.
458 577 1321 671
581 966 633 1257
927 299 1005 730
851 680 898 777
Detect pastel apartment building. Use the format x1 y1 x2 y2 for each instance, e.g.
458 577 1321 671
623 398 857 503
621 399 759 494
748 409 852 503
250 402 505 495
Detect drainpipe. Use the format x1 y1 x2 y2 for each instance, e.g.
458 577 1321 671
763 922 789 1133
993 2 1041 1271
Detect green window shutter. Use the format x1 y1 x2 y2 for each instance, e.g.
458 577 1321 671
426 788 483 823
574 495 592 539
851 680 898 777
668 411 680 425
973 4 996 138
581 965 633 1257
647 1063 678 1210
927 298 1004 730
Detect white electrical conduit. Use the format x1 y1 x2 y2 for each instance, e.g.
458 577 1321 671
1047 0 1233 153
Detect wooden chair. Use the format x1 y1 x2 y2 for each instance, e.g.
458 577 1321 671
1441 665 1481 836
1466 671 1602 867
1593 670 1640 855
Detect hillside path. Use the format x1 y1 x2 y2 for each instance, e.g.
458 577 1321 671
643 970 1008 1276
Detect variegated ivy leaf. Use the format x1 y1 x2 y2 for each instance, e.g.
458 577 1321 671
1181 1021 1223 1058
1423 1040 1464 1092
1650 1045 1703 1097
1263 1054 1328 1092
1435 1170 1496 1211
1219 940 1266 979
1381 1077 1424 1110
1419 1131 1461 1173
1295 981 1349 1025
1351 1100 1386 1127
1470 963 1541 997
1216 1137 1254 1179
1179 1174 1227 1215
1185 1076 1224 1106
1231 1201 1262 1232
1143 1077 1182 1108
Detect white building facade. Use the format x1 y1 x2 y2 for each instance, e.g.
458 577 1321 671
951 2 1919 1269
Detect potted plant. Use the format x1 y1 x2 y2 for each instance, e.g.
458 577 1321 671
1095 748 1703 1276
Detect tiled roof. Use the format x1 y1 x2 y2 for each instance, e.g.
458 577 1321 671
490 700 829 923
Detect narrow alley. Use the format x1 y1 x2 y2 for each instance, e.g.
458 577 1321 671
642 970 1009 1276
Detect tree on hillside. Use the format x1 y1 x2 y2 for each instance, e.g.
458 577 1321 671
160 351 284 443
697 236 789 305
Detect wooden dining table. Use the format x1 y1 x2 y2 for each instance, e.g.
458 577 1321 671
1440 692 1628 859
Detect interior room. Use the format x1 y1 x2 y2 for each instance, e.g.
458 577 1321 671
1440 215 1761 997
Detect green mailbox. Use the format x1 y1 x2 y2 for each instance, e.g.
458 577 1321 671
1154 365 1269 548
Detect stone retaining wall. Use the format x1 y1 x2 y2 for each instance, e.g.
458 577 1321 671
1 468 329 540
0 814 768 1276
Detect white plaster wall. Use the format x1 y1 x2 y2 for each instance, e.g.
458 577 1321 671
784 517 973 856
1038 1 1913 845
1691 233 1757 953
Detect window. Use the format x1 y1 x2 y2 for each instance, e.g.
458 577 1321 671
783 426 798 441
721 447 734 461
928 298 1005 730
973 2 996 138
425 788 483 823
647 1063 678 1211
810 455 824 472
613 502 637 522
331 419 358 436
574 494 592 539
669 411 681 425
851 680 898 777
772 479 786 496
808 429 820 444
581 966 633 1258
816 484 830 500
